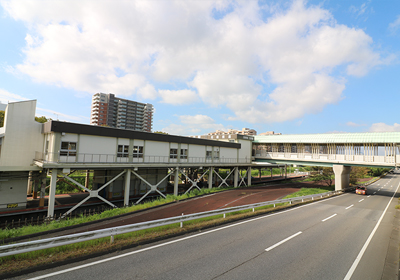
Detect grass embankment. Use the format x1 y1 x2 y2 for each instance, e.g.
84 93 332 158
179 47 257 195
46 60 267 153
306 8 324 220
0 186 335 276
1 187 236 241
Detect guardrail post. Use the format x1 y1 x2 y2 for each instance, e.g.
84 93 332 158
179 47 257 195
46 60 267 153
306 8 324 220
180 213 183 228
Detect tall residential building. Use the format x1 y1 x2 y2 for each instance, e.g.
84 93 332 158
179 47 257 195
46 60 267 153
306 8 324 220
90 93 154 132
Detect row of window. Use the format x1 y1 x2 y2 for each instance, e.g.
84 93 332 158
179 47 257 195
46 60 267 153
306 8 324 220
169 148 187 159
60 142 220 160
117 145 144 158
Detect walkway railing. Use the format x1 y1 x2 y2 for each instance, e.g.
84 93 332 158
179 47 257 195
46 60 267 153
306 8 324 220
254 151 399 166
0 189 342 257
35 152 251 165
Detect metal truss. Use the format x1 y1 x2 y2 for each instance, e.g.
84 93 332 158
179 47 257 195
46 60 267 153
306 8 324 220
132 168 175 204
238 168 249 187
58 170 125 218
214 167 236 188
181 168 210 195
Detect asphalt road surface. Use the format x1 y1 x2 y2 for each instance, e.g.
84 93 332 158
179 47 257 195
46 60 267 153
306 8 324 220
11 172 400 280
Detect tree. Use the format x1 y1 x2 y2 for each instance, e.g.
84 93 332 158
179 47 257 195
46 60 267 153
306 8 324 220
349 166 369 185
154 131 169 135
35 116 49 123
309 167 335 187
0 110 4 127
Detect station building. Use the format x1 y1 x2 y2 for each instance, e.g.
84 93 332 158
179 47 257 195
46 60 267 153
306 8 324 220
0 100 258 218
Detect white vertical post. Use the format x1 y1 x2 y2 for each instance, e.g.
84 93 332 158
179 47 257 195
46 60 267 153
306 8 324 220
234 167 238 188
47 169 58 218
247 167 251 186
124 169 131 207
174 168 179 196
208 167 214 189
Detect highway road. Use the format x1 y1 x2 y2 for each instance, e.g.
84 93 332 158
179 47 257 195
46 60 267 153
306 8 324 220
11 172 400 280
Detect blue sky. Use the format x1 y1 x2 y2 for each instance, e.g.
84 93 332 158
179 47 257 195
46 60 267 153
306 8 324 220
0 0 399 136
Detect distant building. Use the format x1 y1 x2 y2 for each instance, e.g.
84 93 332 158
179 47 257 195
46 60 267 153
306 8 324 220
0 102 7 111
90 93 153 132
208 128 257 136
259 131 282 136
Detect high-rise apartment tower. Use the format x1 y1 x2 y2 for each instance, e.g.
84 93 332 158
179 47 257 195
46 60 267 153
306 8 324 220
90 93 154 132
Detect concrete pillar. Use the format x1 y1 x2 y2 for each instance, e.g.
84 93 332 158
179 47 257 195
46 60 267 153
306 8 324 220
33 176 39 199
27 171 33 195
47 169 58 218
234 167 238 188
124 169 131 206
174 168 179 196
208 167 214 189
247 167 251 186
85 170 90 190
333 165 351 191
39 171 46 207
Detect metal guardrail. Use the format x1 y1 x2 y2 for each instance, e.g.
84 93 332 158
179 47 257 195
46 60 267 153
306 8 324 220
0 190 342 258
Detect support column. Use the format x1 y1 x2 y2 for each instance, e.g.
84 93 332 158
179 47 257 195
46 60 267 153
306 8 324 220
234 167 238 188
247 167 251 186
271 168 273 178
85 170 90 190
333 165 351 191
39 171 46 207
27 171 33 195
285 165 287 179
47 169 58 218
33 175 39 199
174 167 179 196
208 167 214 189
124 169 131 207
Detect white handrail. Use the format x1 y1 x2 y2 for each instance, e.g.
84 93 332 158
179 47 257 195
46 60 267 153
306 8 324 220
0 190 342 257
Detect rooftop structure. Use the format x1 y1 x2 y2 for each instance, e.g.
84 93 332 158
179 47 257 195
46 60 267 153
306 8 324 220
90 93 154 132
208 128 257 136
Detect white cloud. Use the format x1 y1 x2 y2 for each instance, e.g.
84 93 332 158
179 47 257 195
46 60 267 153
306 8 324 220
179 114 215 125
0 88 29 103
159 89 198 105
369 123 400 132
36 107 83 122
346 121 366 127
1 0 386 123
389 15 400 33
162 114 228 136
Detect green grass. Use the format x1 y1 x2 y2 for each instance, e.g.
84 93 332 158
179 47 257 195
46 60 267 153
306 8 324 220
0 186 235 241
283 186 335 199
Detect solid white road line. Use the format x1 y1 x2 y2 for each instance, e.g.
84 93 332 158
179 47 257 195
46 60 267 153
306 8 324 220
27 194 343 280
322 214 337 222
343 182 400 280
367 195 371 198
265 231 302 252
345 205 354 209
358 199 364 202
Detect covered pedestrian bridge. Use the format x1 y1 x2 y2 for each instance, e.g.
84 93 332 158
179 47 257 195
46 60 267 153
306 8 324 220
253 132 400 190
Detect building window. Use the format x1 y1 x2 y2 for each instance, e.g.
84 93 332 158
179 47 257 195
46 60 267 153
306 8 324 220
133 146 143 158
206 151 212 160
60 142 77 156
213 150 220 160
117 145 129 157
170 148 178 159
180 149 188 159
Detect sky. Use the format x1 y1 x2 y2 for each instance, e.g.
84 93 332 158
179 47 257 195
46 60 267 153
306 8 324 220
0 0 399 136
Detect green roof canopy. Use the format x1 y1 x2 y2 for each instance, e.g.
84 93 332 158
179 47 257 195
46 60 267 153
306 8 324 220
253 132 400 144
